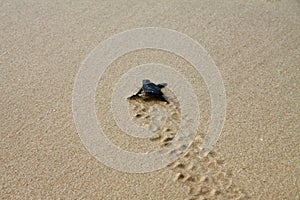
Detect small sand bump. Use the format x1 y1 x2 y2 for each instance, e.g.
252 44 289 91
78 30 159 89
184 197 197 200
161 142 171 147
199 175 215 184
208 161 219 169
171 112 180 119
199 156 210 163
199 186 212 195
188 187 199 196
222 179 233 190
149 134 161 141
167 149 177 155
161 136 174 143
135 114 142 118
164 128 172 132
177 144 188 151
173 162 185 169
181 174 195 182
216 159 225 165
190 185 212 196
199 175 209 183
183 152 192 158
173 173 185 182
217 172 226 180
186 162 194 170
149 125 159 133
209 188 221 196
225 170 234 177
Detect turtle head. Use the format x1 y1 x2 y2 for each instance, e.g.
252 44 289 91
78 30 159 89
142 79 151 85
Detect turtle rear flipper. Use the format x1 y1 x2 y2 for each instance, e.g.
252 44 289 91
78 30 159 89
153 94 169 104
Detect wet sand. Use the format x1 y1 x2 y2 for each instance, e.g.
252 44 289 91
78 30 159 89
1 0 299 199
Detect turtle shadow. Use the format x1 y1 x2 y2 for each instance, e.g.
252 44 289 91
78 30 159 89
128 94 169 104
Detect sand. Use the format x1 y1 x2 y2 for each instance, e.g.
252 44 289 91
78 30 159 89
1 0 299 199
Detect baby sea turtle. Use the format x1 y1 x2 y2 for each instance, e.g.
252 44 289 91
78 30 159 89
129 79 169 103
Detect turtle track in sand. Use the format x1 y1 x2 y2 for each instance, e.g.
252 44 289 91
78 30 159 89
128 94 249 200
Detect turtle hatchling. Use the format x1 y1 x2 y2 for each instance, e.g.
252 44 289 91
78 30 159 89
129 79 169 103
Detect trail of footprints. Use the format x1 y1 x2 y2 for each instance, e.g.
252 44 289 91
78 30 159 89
129 98 248 200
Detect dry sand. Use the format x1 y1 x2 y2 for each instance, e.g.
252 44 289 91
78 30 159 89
1 0 299 199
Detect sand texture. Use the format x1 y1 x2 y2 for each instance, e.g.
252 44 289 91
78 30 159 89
1 0 299 199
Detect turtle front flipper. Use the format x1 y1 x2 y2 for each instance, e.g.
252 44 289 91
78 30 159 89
128 88 143 100
157 83 167 88
134 88 143 96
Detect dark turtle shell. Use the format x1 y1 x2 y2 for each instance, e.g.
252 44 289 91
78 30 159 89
142 79 163 95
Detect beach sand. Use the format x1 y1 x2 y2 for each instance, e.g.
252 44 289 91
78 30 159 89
1 0 299 199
